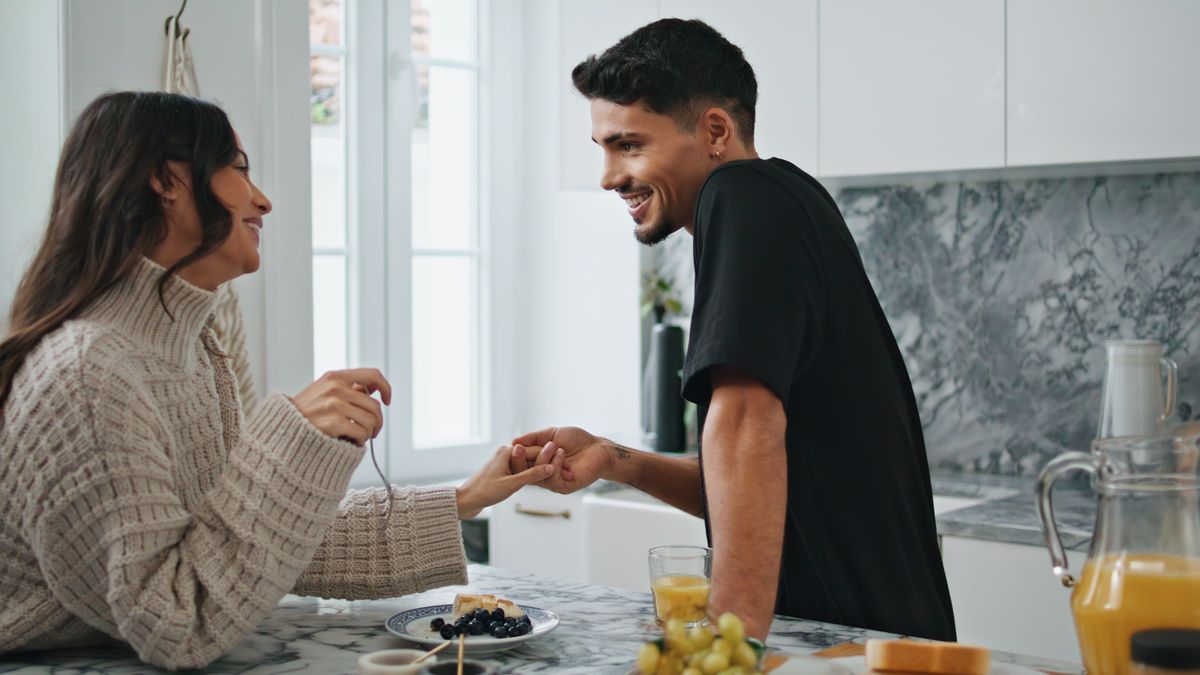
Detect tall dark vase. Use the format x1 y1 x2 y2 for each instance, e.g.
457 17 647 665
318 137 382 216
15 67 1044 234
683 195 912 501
644 322 686 453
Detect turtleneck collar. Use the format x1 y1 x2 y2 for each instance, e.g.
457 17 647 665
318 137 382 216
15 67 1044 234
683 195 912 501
82 256 220 369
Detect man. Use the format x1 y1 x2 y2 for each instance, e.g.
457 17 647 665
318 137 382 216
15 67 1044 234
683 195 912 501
511 18 955 641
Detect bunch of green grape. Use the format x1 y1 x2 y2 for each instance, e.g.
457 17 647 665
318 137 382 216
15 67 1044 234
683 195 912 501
637 613 764 675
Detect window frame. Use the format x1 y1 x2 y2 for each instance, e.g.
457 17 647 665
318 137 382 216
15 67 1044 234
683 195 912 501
324 0 503 484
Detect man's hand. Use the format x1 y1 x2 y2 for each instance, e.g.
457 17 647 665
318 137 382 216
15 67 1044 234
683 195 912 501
456 445 564 519
509 426 625 494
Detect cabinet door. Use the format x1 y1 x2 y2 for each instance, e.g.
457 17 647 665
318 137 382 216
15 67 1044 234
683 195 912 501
488 487 587 583
1008 0 1200 166
558 0 659 190
658 0 819 174
582 491 709 592
941 536 1081 662
819 0 1005 176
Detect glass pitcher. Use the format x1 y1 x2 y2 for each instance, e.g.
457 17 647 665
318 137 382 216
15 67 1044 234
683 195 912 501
1038 434 1200 674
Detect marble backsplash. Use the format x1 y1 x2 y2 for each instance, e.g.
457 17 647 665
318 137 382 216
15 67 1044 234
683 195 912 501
652 172 1200 475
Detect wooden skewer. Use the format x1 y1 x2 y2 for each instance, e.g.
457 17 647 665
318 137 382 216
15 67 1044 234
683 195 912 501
457 633 465 675
413 638 453 664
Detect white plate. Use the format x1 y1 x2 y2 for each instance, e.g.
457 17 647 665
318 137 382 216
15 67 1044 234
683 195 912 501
830 655 1045 674
766 654 855 674
385 604 559 655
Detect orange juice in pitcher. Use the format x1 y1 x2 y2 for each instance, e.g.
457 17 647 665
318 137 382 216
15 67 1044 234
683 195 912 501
1038 434 1200 675
1072 553 1200 673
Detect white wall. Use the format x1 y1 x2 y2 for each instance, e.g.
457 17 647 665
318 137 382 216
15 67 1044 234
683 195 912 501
0 2 62 330
6 0 313 398
515 0 642 441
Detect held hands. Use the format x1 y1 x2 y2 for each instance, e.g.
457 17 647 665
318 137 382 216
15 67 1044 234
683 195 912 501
456 444 566 519
292 369 392 446
509 426 619 494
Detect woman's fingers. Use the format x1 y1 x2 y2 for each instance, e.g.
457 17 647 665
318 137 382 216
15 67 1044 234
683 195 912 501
324 368 392 405
336 386 385 438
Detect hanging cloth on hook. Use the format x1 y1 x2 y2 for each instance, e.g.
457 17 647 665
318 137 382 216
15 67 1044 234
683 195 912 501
163 14 199 95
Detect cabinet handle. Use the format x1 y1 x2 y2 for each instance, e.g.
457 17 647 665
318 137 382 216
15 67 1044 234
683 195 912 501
514 504 571 519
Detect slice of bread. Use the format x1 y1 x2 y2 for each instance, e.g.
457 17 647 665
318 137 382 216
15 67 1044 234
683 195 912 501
865 639 990 675
453 593 525 619
452 593 482 616
496 598 525 618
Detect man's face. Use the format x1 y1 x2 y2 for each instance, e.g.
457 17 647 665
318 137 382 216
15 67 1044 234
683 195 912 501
590 99 714 245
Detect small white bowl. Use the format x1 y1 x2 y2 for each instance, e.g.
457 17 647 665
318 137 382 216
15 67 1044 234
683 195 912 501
357 648 428 675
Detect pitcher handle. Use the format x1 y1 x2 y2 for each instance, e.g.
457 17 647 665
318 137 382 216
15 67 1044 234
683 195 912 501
1161 356 1178 423
1036 451 1102 588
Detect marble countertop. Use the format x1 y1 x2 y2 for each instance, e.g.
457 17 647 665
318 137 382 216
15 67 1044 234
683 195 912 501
930 471 1097 551
0 565 1081 674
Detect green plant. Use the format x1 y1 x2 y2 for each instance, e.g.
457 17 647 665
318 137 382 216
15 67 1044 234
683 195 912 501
641 271 682 323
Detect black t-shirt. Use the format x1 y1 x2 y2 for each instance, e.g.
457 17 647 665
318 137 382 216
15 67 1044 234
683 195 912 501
680 158 956 641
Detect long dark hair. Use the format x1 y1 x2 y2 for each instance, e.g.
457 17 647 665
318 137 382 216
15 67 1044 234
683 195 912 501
0 91 240 410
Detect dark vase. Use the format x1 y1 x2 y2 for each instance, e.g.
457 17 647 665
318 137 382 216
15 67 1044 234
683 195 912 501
643 322 686 453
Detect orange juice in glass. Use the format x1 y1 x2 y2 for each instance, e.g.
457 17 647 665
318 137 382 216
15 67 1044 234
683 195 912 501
649 545 712 627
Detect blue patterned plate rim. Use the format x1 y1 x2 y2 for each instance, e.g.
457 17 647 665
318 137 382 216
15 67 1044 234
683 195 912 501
385 604 559 645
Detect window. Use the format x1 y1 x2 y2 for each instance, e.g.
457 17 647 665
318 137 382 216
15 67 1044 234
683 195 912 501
310 0 489 483
409 0 482 448
309 0 348 378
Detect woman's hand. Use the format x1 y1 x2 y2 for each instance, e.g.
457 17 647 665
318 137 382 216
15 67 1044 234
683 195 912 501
291 369 392 446
456 445 564 519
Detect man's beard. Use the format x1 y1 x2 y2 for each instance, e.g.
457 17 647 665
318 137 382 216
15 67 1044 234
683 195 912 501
633 217 678 246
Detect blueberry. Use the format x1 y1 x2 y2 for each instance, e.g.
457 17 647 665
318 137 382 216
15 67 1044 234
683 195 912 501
431 617 445 630
510 622 530 636
473 608 491 622
467 619 486 636
439 624 456 640
518 616 532 627
490 608 505 622
492 625 508 639
487 620 502 632
455 624 467 636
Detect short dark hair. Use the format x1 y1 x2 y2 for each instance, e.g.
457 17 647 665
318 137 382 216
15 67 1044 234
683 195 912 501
571 18 757 145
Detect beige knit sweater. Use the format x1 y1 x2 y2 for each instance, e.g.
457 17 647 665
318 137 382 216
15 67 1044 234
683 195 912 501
0 258 467 669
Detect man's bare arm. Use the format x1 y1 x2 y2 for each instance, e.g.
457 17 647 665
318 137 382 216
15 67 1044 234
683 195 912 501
603 441 705 516
701 366 788 640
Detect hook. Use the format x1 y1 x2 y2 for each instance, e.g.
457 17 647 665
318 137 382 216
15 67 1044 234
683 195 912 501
164 0 188 37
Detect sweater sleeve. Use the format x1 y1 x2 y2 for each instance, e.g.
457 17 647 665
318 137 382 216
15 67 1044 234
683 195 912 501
211 283 258 417
24 373 364 670
293 485 468 599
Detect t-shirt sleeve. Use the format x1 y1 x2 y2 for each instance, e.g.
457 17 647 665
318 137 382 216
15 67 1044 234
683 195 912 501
681 168 824 408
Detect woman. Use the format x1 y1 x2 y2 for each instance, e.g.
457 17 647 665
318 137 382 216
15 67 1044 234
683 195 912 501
0 91 561 669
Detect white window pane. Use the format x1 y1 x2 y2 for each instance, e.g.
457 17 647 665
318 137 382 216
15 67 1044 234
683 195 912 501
412 66 475 250
411 0 476 62
310 54 342 127
311 125 346 249
412 256 478 446
309 0 343 47
313 254 347 377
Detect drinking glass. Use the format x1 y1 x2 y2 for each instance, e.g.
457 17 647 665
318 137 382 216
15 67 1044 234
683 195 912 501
648 545 712 627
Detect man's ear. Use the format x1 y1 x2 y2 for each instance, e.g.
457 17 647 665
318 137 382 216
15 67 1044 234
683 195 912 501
699 106 736 157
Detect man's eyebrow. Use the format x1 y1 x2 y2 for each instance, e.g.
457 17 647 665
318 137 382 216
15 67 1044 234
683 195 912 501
594 132 643 145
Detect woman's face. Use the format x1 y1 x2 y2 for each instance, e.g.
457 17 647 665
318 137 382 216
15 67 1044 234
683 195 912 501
156 135 273 289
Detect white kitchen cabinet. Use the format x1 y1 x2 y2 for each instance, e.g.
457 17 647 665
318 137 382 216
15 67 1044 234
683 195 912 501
582 489 709 592
557 0 659 190
659 0 819 174
488 487 587 584
819 0 1005 176
941 536 1081 662
1007 0 1200 166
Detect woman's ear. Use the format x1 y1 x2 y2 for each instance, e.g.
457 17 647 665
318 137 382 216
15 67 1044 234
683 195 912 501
149 172 176 203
